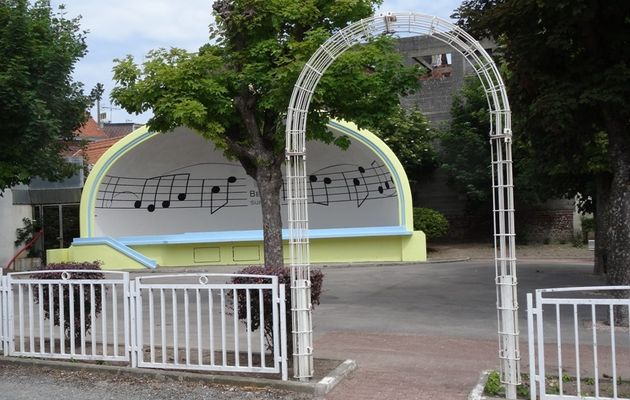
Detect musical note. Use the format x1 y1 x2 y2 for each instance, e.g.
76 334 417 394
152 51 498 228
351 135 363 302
133 174 191 212
134 176 158 212
161 174 190 208
371 160 391 194
210 176 237 214
309 175 333 206
346 166 369 208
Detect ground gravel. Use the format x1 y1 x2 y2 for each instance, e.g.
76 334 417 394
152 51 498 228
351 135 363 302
0 364 313 400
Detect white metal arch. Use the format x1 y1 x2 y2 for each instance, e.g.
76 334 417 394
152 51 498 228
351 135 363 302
285 12 519 397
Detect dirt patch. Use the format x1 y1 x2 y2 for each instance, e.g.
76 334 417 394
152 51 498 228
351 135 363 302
428 242 593 261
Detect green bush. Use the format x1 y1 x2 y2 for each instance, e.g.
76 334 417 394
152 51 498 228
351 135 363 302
413 208 449 239
230 266 324 357
581 216 595 243
484 371 503 396
32 262 104 341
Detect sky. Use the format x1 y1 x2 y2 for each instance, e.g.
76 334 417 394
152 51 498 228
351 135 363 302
51 0 463 124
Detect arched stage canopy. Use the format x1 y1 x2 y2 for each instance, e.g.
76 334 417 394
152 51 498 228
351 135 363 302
48 120 424 269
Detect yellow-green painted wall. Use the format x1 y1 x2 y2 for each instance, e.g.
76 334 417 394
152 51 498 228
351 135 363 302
47 245 147 270
50 233 426 270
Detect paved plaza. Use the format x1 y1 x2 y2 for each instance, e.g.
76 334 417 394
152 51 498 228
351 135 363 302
311 257 598 399
0 251 598 399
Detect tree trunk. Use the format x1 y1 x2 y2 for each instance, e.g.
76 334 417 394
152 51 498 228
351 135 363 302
231 95 286 270
603 113 630 324
593 174 611 275
255 162 285 269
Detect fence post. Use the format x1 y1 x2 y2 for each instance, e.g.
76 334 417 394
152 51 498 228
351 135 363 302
0 273 5 355
526 293 537 400
6 274 14 356
535 290 546 399
279 284 288 381
129 279 138 368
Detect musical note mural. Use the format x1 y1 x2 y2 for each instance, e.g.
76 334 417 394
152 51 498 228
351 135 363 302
97 162 395 212
97 173 246 213
91 126 402 237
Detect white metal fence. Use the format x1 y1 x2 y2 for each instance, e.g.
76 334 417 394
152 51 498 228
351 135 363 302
0 270 287 380
132 274 287 379
2 270 130 362
528 287 630 400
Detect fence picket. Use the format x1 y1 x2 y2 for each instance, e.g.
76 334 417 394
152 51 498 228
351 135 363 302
528 287 630 400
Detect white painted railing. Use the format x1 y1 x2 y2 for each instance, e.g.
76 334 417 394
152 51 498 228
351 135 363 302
528 287 630 400
3 270 130 362
132 274 287 380
0 271 287 380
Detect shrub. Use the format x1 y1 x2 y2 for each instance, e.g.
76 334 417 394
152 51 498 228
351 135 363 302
14 217 42 258
484 370 503 396
413 207 449 239
581 216 595 243
230 266 324 356
32 262 104 341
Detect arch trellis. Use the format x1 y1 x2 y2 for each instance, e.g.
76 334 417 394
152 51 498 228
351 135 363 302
285 12 519 397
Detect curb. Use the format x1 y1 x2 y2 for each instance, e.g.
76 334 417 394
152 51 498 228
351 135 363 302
313 359 357 396
0 356 356 396
468 369 491 400
426 257 472 264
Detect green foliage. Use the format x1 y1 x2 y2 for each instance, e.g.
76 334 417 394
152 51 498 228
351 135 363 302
112 0 424 267
484 370 530 398
455 0 630 284
484 371 503 396
439 76 492 211
14 217 42 258
231 265 324 355
413 208 449 239
439 74 548 212
370 107 438 178
0 0 91 191
454 0 629 209
582 216 595 240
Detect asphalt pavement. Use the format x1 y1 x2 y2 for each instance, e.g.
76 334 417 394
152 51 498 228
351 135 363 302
310 258 600 399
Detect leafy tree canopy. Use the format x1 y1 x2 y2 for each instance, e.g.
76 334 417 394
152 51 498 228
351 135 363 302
453 0 626 205
371 107 438 179
0 0 91 191
112 0 426 267
454 0 630 280
439 75 491 211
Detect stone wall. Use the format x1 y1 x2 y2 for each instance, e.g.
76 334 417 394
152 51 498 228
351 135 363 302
396 35 466 127
516 209 576 244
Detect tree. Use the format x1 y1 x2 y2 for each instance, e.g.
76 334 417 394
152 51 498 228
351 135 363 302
371 107 438 180
440 74 555 214
112 0 423 268
439 75 492 213
454 0 630 280
0 0 91 191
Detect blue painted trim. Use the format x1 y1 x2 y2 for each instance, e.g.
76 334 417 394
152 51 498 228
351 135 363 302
116 226 411 246
72 237 157 269
326 121 407 227
86 130 157 237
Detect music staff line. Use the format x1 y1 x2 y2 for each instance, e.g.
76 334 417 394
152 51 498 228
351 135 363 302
96 161 397 213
